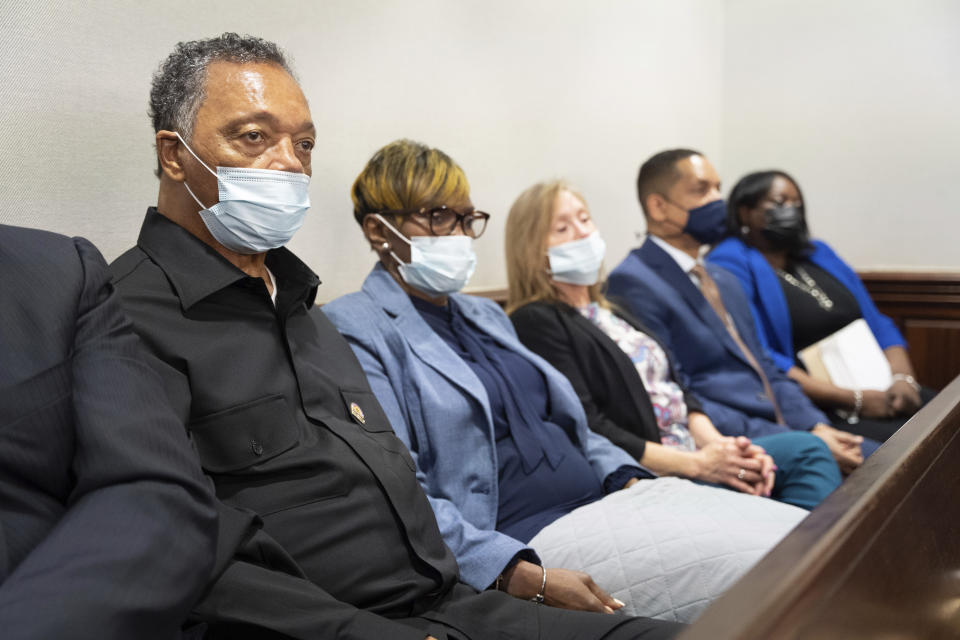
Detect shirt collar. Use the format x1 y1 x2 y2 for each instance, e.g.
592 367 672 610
649 234 701 274
136 207 319 310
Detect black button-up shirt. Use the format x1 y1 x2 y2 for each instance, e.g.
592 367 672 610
109 208 460 639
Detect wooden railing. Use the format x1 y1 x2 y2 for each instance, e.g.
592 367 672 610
860 271 960 391
679 374 960 639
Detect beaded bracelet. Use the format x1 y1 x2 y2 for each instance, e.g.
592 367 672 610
847 389 863 425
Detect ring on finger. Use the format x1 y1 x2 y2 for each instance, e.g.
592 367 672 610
737 468 746 480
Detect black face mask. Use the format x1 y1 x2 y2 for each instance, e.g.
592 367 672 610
761 205 809 252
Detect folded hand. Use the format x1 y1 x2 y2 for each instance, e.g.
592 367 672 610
812 423 863 474
502 561 622 614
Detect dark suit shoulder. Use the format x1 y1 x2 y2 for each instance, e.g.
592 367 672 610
609 248 657 284
0 223 76 250
0 224 86 287
0 227 94 386
0 227 116 348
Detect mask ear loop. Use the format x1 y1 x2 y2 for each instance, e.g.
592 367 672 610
175 132 219 211
373 213 412 266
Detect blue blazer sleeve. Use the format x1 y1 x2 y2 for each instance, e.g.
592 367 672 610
810 241 906 350
346 331 532 590
323 295 534 591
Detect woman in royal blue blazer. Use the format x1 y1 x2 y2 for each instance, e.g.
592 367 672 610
708 170 932 442
324 140 807 623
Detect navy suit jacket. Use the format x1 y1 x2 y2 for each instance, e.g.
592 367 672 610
607 238 828 438
0 225 217 639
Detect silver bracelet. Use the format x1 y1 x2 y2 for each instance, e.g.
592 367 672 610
530 566 546 604
847 389 863 425
892 373 921 393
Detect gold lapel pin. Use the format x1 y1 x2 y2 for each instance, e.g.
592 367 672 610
349 402 366 425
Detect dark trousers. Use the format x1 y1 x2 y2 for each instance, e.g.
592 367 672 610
397 584 682 640
204 583 683 640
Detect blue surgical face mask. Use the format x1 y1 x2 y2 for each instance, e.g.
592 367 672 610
681 199 727 245
375 214 477 296
548 231 606 286
177 133 311 254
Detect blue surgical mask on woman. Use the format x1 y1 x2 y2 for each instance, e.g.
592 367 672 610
548 231 606 286
375 214 477 296
177 133 311 254
682 199 727 245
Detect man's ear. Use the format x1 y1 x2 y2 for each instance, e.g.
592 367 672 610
645 193 668 223
156 130 186 182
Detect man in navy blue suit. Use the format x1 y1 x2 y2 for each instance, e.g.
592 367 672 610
0 224 217 639
607 149 873 474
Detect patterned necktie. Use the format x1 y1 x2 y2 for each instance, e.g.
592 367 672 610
690 264 785 425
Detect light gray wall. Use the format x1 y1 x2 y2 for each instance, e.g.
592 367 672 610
0 0 955 304
0 0 722 301
720 0 960 271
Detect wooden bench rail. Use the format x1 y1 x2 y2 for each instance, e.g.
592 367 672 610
679 374 960 639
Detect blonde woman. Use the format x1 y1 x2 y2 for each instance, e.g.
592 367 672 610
505 180 842 510
324 141 807 624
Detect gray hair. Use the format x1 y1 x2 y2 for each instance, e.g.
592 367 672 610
149 32 294 176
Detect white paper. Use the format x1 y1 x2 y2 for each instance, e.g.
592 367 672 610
815 319 892 391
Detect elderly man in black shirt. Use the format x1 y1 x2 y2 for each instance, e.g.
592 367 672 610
110 33 679 640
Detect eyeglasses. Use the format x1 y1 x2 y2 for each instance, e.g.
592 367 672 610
377 205 490 239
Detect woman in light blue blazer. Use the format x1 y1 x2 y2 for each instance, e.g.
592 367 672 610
324 140 807 623
708 170 933 442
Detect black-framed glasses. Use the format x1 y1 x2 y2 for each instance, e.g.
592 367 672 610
378 205 490 239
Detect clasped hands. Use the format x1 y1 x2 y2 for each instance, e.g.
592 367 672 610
694 436 776 497
859 380 921 419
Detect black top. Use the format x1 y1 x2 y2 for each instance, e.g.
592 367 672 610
412 296 604 543
0 225 216 640
511 300 701 463
779 260 861 355
109 209 458 639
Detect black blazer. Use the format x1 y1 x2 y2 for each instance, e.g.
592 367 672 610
511 300 701 462
0 225 217 639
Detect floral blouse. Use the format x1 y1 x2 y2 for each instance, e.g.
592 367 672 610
580 303 697 451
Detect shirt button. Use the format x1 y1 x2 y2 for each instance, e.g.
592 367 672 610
251 440 264 456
